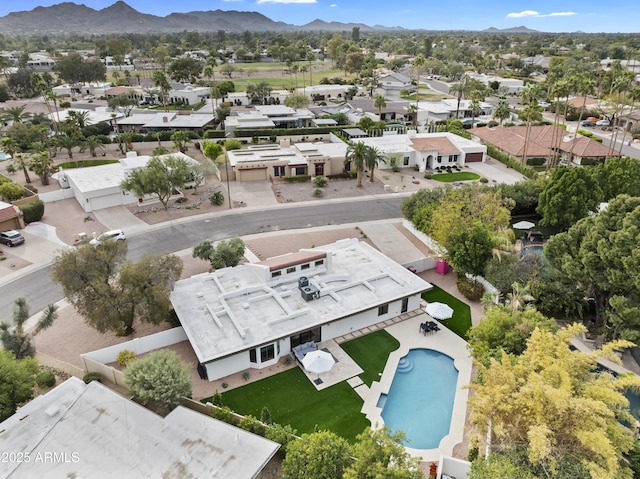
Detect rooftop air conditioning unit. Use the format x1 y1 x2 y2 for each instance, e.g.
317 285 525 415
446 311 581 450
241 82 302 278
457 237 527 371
298 276 309 289
301 286 320 302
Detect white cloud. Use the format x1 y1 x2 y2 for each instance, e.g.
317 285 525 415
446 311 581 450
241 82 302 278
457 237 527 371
507 9 577 18
256 0 317 4
330 3 336 6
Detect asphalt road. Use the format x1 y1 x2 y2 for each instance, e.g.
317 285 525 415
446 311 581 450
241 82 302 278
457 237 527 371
0 197 405 321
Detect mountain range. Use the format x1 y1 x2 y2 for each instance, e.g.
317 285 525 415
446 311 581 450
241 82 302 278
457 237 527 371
0 1 540 35
0 1 401 35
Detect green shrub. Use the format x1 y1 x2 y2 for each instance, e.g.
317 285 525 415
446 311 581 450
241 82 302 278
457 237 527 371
479 177 489 183
20 200 45 223
313 176 328 187
212 405 238 425
117 349 136 366
211 390 223 406
284 175 311 183
59 101 71 108
456 277 484 300
36 370 56 388
526 157 547 166
210 191 225 205
265 423 298 457
0 182 25 201
486 145 537 179
238 414 265 435
313 187 323 197
424 173 432 179
203 130 226 139
83 372 102 384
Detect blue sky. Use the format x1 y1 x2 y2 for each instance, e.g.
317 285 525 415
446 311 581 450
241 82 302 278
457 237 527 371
1 0 638 33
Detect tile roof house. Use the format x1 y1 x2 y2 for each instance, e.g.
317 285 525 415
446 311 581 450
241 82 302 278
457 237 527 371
0 377 279 478
471 125 621 166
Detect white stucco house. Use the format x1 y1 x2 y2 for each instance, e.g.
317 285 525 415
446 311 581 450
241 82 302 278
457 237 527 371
59 152 201 212
170 238 433 381
0 377 279 478
358 131 487 171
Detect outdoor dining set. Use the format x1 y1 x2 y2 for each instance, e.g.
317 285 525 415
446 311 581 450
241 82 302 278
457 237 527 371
419 321 440 335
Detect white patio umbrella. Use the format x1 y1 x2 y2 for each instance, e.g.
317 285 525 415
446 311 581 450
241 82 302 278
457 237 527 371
302 350 336 375
425 302 454 320
512 220 536 230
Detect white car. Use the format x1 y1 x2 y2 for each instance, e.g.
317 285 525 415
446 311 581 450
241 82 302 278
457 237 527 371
596 119 610 127
89 229 126 246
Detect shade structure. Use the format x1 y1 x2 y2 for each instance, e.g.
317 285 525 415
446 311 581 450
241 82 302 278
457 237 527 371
302 350 335 375
512 220 535 230
425 302 454 320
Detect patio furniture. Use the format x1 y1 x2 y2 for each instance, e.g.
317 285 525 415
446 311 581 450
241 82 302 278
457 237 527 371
292 341 318 363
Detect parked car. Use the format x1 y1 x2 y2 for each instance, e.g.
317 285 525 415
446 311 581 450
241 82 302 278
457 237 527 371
0 230 25 247
580 120 596 127
89 229 126 246
596 119 610 127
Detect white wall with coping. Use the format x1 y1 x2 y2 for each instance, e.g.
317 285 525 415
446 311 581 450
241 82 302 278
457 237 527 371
437 456 471 479
402 219 445 258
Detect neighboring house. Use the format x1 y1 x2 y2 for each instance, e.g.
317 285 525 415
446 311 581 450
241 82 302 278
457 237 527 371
376 72 415 97
52 82 112 99
0 201 24 231
226 90 289 107
169 84 210 106
0 377 279 478
59 151 201 212
25 51 55 72
300 84 355 102
170 238 432 381
359 131 487 171
565 96 599 110
226 139 348 181
117 111 215 135
105 86 144 100
48 107 124 130
344 98 415 125
225 105 314 133
467 73 525 95
471 125 621 165
421 99 493 125
522 55 551 71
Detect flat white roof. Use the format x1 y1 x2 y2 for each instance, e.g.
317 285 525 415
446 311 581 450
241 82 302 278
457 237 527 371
171 239 432 364
358 132 486 154
0 378 279 478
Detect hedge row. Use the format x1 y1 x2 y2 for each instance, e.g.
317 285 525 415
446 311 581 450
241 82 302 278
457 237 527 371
485 144 538 179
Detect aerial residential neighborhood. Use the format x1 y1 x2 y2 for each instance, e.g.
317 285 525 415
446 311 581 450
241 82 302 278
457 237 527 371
1 1 640 478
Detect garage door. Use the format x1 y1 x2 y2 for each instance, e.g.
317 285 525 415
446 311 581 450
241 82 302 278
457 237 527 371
89 194 125 211
465 152 483 162
240 168 267 181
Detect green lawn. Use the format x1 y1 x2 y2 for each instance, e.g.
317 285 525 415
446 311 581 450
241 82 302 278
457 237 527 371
213 367 369 442
57 159 119 169
340 330 399 386
431 172 481 182
423 285 472 339
205 330 400 442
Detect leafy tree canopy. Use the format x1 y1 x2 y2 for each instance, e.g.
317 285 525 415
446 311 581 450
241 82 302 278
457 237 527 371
0 349 39 422
193 238 245 270
282 430 352 479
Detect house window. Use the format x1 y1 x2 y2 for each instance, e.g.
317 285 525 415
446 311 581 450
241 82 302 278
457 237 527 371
260 344 275 362
290 327 321 348
315 163 325 176
401 297 409 313
272 271 281 278
249 349 257 363
344 161 351 172
315 259 324 267
287 267 296 274
451 154 458 162
274 166 285 177
403 157 410 166
437 156 442 163
295 166 306 176
301 263 310 270
378 304 389 316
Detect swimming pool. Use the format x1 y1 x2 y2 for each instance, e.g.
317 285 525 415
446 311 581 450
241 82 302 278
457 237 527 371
380 348 458 449
0 151 11 161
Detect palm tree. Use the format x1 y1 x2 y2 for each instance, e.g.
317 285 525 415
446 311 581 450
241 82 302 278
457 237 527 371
412 54 426 123
519 84 544 164
345 141 368 188
1 105 31 124
374 94 387 120
619 86 640 150
0 298 58 359
493 99 511 126
547 78 570 170
202 60 218 112
56 135 78 159
30 151 55 185
449 74 472 119
605 70 635 161
364 145 386 183
10 153 32 184
469 89 484 128
67 110 91 130
171 131 191 153
84 136 106 157
153 69 171 110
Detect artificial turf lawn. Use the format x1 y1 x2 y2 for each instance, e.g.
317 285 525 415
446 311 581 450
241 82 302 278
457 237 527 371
431 172 481 182
340 330 400 386
206 330 400 442
422 285 472 339
214 367 369 442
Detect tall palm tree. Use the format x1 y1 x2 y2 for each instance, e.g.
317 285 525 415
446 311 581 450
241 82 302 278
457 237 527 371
606 70 635 161
374 94 387 119
519 84 544 164
364 145 386 183
153 69 171 111
412 54 426 120
345 141 368 188
449 74 472 119
547 78 571 170
202 60 218 112
619 86 640 150
469 89 484 128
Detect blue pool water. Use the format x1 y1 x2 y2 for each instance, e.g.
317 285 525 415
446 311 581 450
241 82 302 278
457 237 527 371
381 349 458 449
0 151 11 161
